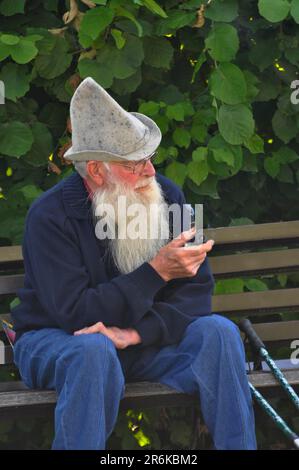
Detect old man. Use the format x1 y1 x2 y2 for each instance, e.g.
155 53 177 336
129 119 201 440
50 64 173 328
11 77 257 450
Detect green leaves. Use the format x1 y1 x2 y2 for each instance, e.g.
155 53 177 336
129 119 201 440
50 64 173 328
291 1 299 22
155 10 196 35
214 279 244 295
264 157 280 178
205 24 239 62
115 6 143 37
165 103 185 121
249 39 281 73
258 0 291 23
111 29 126 49
78 58 113 88
138 101 161 116
0 34 40 64
165 161 188 187
34 34 72 79
165 102 194 121
15 184 44 205
10 38 39 64
205 0 238 22
143 37 174 69
208 134 243 177
172 128 191 148
244 279 268 292
215 277 268 295
112 68 141 95
23 122 53 167
0 63 31 102
272 109 298 143
218 105 255 145
244 134 264 154
209 63 247 105
141 0 167 18
0 122 34 157
79 35 144 88
187 148 209 186
212 147 235 167
80 7 114 44
0 34 20 46
264 147 298 179
274 147 299 164
0 0 25 16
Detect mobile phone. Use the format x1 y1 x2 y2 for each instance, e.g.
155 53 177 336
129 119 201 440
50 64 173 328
183 205 205 246
185 228 206 247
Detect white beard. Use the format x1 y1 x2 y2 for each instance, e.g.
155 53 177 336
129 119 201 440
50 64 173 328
91 173 170 274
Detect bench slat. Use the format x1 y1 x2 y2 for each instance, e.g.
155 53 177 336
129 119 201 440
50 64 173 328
1 247 299 296
253 320 299 342
0 382 196 411
0 221 298 266
0 274 24 295
248 369 299 388
205 220 299 246
212 288 299 315
2 321 299 367
0 246 22 265
209 249 299 277
0 369 298 412
0 344 14 365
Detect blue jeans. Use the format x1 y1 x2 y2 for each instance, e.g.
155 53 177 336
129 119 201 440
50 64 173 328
13 314 257 450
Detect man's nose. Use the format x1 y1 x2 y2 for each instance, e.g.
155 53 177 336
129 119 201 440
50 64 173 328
142 160 156 176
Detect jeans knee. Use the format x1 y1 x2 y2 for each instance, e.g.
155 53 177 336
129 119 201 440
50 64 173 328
60 333 119 372
191 314 241 342
212 314 239 335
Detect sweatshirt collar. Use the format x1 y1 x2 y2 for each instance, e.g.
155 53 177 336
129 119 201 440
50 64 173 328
62 171 93 219
62 170 173 220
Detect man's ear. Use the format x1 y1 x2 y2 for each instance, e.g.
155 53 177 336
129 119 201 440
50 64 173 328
86 160 105 187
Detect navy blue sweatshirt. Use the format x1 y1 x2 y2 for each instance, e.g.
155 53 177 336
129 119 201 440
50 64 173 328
11 171 215 376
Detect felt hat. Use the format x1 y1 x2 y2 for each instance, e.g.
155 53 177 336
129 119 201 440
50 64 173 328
63 77 162 162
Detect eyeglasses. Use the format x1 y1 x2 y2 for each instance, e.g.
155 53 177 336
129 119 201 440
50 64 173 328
110 151 157 176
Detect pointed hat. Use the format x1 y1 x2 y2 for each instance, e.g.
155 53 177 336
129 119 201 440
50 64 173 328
63 77 162 162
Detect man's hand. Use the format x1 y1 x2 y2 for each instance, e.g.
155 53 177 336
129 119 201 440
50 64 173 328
73 322 142 349
149 227 215 282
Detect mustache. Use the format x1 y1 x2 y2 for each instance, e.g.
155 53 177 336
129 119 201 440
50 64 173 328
134 176 155 189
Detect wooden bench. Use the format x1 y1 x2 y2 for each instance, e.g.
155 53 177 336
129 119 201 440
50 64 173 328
1 220 299 424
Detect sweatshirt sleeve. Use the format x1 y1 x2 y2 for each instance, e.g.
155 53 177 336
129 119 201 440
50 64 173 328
23 207 166 334
133 256 215 347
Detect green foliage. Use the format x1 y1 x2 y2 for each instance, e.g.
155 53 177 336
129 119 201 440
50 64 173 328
205 23 239 62
0 0 297 244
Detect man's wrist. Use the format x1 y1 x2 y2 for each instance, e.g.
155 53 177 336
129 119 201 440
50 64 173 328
128 328 142 345
149 259 170 282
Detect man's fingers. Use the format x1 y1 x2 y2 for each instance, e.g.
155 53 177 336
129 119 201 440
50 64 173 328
95 326 117 345
74 327 88 335
179 239 215 257
74 322 105 335
171 231 215 253
171 227 196 246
